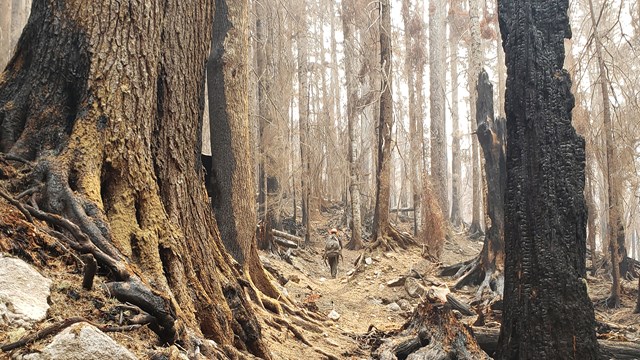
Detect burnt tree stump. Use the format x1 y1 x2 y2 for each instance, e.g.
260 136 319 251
496 0 600 358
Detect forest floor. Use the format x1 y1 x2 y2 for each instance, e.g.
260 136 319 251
263 206 640 359
1 198 639 359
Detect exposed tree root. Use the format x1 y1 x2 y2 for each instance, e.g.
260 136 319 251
369 224 417 252
440 254 504 300
0 316 145 352
0 160 178 343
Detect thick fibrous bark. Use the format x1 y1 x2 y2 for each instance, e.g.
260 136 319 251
496 0 599 358
0 1 268 356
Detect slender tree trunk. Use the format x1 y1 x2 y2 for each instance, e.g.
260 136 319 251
297 1 311 246
402 0 422 237
429 0 448 217
330 0 342 203
587 0 624 307
496 29 506 119
449 0 463 228
586 172 599 276
496 0 599 357
469 0 484 236
0 0 269 356
343 0 363 250
373 0 394 246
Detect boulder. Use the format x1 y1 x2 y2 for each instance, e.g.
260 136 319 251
0 254 52 328
24 323 137 360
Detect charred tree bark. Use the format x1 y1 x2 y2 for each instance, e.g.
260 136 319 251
0 1 269 357
496 0 599 358
449 69 505 297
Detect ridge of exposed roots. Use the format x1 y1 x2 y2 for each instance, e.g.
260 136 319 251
0 156 178 343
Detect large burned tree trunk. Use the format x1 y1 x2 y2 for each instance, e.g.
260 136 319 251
496 0 599 358
0 1 268 357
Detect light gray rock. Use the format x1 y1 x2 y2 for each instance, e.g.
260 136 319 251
404 276 425 298
386 302 401 312
24 323 137 360
0 254 52 328
327 309 341 321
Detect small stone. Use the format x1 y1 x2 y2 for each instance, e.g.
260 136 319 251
289 274 300 283
346 269 355 276
404 277 425 298
397 299 412 311
365 257 373 265
386 277 405 287
319 277 326 282
387 302 401 312
328 310 341 321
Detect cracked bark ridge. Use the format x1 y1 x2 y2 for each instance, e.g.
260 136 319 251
496 0 599 358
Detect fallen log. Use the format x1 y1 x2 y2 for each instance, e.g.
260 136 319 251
446 294 475 316
472 326 640 359
271 229 302 247
273 237 299 249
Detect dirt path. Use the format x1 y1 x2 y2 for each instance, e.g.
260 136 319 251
263 226 485 359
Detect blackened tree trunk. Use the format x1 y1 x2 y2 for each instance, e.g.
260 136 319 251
0 1 268 357
449 69 505 297
496 0 600 358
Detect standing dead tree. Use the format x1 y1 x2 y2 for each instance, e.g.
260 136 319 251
495 0 600 357
441 69 505 298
